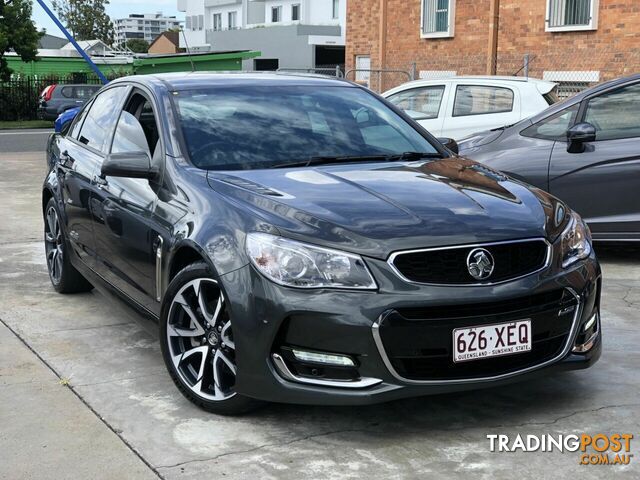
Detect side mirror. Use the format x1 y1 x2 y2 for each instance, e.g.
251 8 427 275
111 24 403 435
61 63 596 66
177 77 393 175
437 137 459 155
567 122 596 153
101 151 157 180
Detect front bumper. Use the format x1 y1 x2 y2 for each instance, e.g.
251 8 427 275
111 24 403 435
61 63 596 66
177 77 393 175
219 251 601 405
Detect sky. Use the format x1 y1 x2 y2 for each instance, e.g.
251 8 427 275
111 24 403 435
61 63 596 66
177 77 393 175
32 0 185 35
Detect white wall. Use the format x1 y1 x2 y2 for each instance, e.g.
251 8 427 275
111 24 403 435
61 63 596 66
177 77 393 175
308 0 345 46
180 0 207 48
308 0 342 25
179 0 345 49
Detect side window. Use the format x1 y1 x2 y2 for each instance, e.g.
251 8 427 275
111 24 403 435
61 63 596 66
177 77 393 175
521 104 580 141
61 86 74 98
453 85 514 117
74 86 98 100
68 102 92 139
111 92 160 158
387 86 445 120
77 86 127 152
584 83 640 141
111 111 151 155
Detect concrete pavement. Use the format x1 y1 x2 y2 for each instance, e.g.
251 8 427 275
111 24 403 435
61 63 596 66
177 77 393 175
0 143 638 479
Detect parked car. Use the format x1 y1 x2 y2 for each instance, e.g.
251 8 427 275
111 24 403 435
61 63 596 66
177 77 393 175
38 84 101 121
54 106 81 134
459 74 640 243
43 73 600 415
383 76 558 140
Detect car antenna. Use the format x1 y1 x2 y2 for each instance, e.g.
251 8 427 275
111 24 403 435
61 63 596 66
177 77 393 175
181 29 196 72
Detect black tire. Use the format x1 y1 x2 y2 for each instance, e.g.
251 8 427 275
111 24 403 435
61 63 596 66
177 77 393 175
44 197 94 294
159 261 262 415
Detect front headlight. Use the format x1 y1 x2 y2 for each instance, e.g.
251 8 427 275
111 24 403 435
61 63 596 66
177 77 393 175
561 212 592 268
246 233 377 289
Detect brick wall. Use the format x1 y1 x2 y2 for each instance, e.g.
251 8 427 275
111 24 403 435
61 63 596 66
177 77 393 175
346 0 640 91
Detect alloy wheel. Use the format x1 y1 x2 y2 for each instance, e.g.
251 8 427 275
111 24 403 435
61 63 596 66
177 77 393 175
45 206 64 283
166 278 237 401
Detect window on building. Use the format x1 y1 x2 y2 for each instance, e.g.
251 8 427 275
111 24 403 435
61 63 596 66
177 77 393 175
547 0 598 31
213 13 222 31
292 4 300 21
386 86 446 120
228 11 238 29
198 14 204 30
332 0 339 19
421 0 455 38
271 6 282 22
185 16 191 29
583 82 640 141
355 55 371 86
453 85 514 117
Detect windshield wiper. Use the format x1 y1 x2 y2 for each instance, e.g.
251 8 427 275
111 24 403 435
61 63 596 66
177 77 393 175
271 151 442 169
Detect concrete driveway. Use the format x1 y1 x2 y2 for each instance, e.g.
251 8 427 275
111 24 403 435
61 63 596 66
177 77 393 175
0 143 638 479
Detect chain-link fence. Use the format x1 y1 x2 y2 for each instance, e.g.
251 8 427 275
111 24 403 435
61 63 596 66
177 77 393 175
276 65 345 77
345 51 640 96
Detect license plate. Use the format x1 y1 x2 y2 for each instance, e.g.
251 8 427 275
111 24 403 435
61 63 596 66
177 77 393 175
453 320 532 363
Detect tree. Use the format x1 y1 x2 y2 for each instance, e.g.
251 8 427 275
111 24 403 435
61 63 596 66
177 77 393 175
0 0 42 81
126 39 148 53
52 0 115 46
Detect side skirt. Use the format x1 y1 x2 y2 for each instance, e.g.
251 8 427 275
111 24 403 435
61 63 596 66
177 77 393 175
70 255 160 324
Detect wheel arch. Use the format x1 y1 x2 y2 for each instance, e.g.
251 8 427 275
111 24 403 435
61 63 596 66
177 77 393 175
167 240 217 284
42 186 55 213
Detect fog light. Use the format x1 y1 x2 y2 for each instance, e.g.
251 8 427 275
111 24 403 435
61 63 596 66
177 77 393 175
573 312 599 353
291 349 356 367
583 312 597 332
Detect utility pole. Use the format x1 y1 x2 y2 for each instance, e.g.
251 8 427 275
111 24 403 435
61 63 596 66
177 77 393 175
487 0 500 75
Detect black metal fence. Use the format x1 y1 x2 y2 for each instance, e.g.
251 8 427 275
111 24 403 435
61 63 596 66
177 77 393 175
0 74 104 121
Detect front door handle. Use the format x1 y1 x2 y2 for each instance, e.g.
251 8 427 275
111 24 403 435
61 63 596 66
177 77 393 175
60 150 74 168
93 175 108 189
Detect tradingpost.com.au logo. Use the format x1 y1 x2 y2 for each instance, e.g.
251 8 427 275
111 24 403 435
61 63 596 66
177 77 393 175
487 434 634 465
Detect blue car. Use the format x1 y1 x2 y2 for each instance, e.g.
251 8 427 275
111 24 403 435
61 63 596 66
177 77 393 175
54 107 80 133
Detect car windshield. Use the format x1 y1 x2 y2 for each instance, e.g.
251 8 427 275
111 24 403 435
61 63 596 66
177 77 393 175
173 85 440 170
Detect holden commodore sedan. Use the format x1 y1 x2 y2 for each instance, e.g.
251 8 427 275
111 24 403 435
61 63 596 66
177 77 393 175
43 73 601 415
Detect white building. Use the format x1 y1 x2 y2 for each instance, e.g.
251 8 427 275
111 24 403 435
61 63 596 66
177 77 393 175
177 0 345 71
115 12 183 48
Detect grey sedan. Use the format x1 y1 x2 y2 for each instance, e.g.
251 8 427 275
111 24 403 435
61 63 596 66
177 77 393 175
459 74 640 242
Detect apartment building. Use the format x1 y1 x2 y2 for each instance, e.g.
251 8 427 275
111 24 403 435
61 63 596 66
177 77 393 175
347 0 640 92
177 0 345 71
115 13 183 48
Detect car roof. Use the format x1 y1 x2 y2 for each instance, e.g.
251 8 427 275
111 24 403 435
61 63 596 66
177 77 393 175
110 72 355 91
382 75 557 96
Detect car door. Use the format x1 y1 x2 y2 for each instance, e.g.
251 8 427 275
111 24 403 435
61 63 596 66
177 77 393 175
442 84 519 140
385 84 449 136
549 82 640 240
90 88 166 311
54 86 128 267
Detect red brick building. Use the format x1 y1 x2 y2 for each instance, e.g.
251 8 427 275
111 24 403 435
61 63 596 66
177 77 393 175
346 0 640 92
